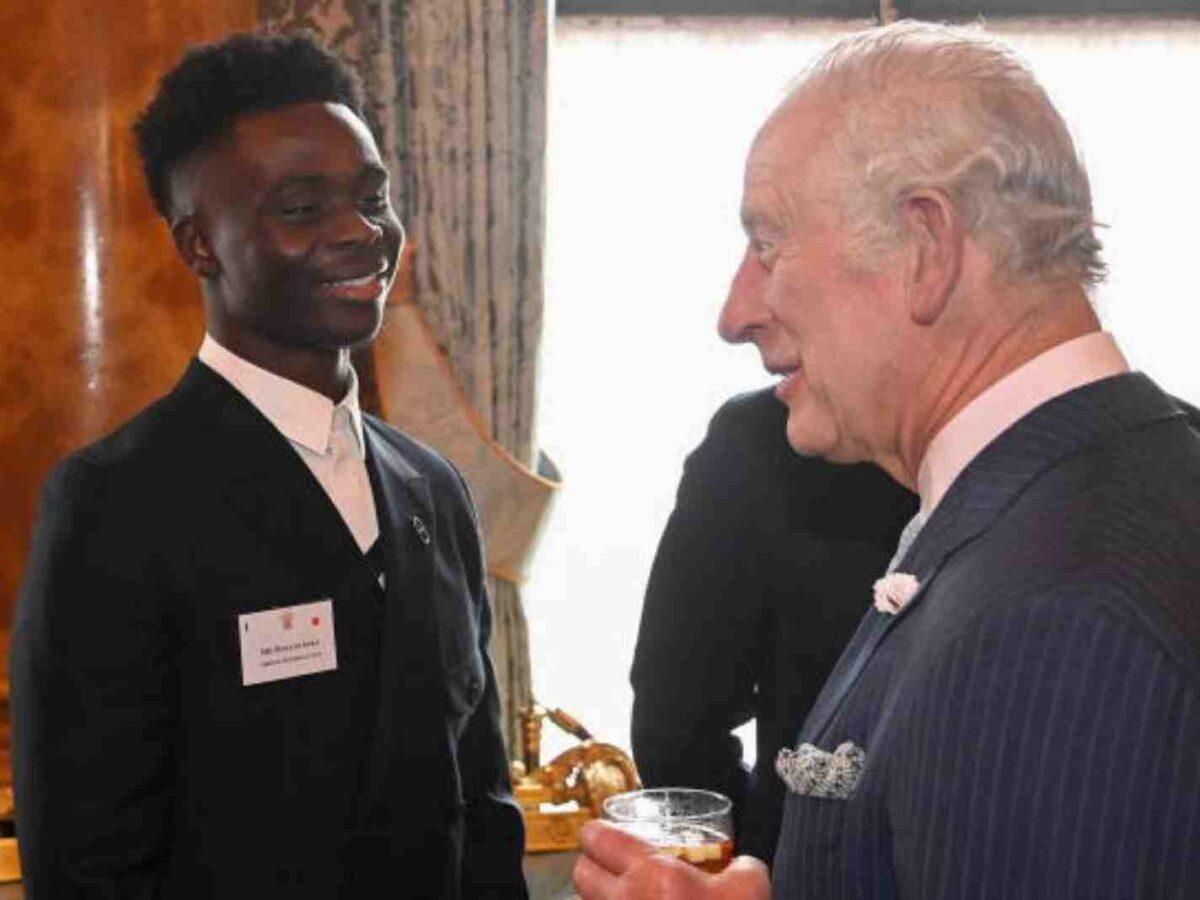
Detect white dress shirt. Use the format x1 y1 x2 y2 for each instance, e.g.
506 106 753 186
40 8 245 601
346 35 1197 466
198 334 380 553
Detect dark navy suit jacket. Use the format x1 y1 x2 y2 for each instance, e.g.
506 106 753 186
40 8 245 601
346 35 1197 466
11 361 527 898
773 373 1200 899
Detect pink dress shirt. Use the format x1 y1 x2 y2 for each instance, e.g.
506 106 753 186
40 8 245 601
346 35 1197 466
917 331 1130 517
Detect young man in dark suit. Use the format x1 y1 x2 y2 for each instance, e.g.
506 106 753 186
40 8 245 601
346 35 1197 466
11 33 526 898
576 21 1200 900
630 388 915 864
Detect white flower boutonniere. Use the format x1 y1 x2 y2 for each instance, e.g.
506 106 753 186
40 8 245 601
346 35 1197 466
873 572 920 615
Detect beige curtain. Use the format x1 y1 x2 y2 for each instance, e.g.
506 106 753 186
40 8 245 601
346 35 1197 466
260 1 550 753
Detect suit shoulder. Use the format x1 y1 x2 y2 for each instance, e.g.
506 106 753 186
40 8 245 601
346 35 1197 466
704 389 894 487
1170 394 1200 432
1063 424 1200 652
686 390 916 538
708 387 788 434
947 463 1200 668
46 387 192 496
700 389 807 472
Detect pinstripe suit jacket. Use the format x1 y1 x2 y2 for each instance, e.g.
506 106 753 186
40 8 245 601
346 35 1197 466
773 373 1200 899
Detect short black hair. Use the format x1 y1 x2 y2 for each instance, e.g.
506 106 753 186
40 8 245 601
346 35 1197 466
134 30 368 221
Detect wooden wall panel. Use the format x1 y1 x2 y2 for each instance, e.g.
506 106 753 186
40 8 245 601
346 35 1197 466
0 0 255 815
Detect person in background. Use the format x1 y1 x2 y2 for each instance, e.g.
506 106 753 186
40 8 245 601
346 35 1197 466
576 20 1200 899
11 32 526 898
630 387 915 863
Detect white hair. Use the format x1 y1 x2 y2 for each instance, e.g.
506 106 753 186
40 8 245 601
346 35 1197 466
790 21 1105 287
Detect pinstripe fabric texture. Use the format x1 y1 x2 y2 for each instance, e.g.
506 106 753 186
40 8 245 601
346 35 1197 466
773 373 1200 899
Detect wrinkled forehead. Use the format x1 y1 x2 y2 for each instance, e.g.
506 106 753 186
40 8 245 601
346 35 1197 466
741 93 842 213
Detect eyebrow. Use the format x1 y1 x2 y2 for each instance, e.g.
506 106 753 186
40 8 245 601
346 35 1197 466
741 208 774 237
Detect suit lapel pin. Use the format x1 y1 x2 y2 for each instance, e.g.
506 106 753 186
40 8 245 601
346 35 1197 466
411 515 431 546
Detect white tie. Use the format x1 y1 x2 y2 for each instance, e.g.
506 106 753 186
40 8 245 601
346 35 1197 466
328 406 379 552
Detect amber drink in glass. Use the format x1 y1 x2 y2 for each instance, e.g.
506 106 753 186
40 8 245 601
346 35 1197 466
602 788 734 873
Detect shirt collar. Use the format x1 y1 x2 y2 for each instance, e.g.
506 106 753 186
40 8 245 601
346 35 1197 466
198 334 365 458
917 331 1129 517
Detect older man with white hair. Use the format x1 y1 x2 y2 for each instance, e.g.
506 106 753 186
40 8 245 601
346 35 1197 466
574 20 1200 900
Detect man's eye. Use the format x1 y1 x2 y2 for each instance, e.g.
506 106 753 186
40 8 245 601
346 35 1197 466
278 202 320 219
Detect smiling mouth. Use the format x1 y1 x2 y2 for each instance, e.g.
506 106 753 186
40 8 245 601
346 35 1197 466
772 365 805 400
323 272 385 289
767 362 801 380
317 268 391 302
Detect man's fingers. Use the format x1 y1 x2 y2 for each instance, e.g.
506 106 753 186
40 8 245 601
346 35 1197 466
573 852 620 899
575 821 772 899
718 855 772 899
578 819 654 875
577 844 711 900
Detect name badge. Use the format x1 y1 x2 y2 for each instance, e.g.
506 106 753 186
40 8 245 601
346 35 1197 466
238 599 337 686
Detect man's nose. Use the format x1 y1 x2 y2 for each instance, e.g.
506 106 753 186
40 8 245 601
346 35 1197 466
718 247 767 344
328 202 384 247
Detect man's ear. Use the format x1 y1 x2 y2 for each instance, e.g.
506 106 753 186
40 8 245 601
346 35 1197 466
171 215 219 280
898 189 963 326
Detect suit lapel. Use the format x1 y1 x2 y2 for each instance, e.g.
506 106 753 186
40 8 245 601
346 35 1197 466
175 361 364 589
359 422 442 801
362 420 437 668
799 373 1185 746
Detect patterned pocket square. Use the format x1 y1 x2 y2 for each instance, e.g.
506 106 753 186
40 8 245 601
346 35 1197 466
776 740 865 800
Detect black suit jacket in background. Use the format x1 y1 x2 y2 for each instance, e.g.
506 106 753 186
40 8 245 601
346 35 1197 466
629 388 916 863
11 361 527 898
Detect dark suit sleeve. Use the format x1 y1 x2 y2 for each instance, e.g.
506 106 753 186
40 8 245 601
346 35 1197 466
10 456 176 898
885 590 1200 899
450 473 529 899
630 402 762 830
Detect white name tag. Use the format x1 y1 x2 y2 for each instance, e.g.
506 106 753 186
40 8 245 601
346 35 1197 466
238 599 337 686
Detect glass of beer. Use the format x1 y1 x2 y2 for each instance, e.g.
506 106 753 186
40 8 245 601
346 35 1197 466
602 788 734 873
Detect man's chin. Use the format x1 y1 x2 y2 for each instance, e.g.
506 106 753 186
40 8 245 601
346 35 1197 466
787 443 822 459
784 429 831 460
313 305 386 351
343 318 385 351
784 416 845 463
